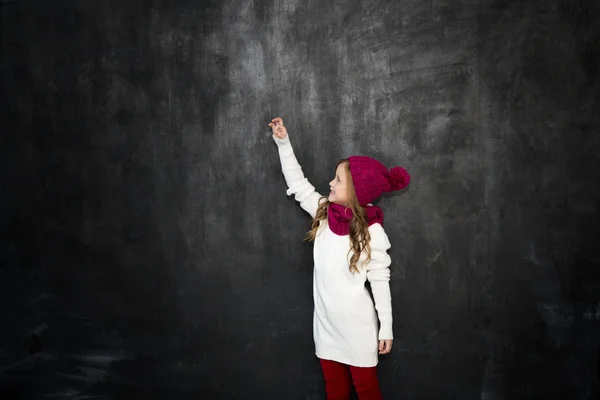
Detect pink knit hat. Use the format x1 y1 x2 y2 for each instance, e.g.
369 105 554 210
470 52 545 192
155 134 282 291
347 156 410 206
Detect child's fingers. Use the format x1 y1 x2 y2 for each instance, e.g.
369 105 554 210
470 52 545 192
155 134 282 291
378 340 392 354
384 340 392 354
268 118 287 139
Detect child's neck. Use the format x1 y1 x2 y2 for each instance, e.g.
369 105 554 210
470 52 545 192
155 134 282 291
327 202 384 236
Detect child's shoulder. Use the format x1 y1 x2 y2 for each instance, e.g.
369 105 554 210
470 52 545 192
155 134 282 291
368 222 391 248
368 222 386 234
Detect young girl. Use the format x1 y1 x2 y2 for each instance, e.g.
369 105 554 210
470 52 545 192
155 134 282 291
268 117 410 400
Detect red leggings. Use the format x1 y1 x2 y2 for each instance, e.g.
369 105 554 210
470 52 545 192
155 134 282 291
319 358 383 400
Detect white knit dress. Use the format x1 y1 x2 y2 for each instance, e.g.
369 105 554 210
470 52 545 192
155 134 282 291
273 134 394 367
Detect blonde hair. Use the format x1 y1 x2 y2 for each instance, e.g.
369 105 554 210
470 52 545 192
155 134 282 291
303 159 372 274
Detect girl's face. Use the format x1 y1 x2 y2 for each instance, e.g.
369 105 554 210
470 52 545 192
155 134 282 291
328 163 350 206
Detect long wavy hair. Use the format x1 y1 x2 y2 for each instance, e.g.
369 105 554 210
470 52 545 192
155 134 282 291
303 159 372 274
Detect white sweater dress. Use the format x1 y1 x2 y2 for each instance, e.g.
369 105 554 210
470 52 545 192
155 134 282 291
273 134 394 367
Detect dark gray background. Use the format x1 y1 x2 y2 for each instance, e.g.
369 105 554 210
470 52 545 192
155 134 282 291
2 0 599 398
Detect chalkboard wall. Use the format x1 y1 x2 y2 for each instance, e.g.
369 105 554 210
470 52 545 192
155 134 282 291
2 0 599 398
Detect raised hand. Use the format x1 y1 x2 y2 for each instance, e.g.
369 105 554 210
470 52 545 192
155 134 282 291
268 117 288 139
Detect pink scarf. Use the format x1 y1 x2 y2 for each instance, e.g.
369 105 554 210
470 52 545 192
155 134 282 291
327 202 384 236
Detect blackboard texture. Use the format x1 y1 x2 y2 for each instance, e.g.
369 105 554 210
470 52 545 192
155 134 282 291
2 0 600 398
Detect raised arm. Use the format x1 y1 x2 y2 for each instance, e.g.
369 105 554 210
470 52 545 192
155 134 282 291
270 118 325 219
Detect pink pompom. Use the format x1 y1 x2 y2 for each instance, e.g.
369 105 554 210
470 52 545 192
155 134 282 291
389 166 410 191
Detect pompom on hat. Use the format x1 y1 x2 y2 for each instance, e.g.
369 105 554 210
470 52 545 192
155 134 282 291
347 156 411 206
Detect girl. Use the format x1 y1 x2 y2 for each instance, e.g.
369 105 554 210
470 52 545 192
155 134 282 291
269 117 410 400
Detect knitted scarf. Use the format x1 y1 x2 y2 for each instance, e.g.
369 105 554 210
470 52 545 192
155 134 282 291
327 202 384 236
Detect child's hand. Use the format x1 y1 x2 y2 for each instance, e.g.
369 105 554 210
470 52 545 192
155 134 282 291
378 339 393 355
268 117 288 139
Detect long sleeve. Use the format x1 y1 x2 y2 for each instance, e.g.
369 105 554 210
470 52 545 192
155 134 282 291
366 224 393 340
272 134 325 219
